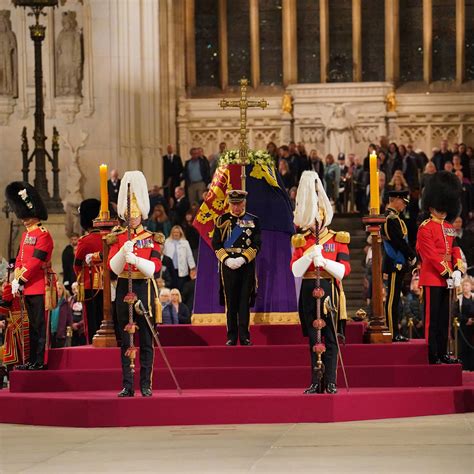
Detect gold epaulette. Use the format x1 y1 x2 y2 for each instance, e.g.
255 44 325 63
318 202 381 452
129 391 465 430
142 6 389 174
39 225 48 233
105 228 126 245
335 231 350 244
153 232 165 244
291 233 306 248
420 218 430 227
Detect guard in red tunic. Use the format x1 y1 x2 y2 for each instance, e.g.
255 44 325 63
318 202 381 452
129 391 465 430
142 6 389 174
290 171 351 394
108 171 162 397
416 171 464 364
5 182 55 370
74 198 103 343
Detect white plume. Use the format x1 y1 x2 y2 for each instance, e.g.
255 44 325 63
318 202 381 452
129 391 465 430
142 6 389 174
293 170 333 229
117 171 150 220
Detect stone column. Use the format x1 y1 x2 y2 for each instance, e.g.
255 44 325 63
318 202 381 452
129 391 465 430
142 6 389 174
423 0 432 84
250 0 260 88
320 0 329 83
185 0 196 88
385 0 399 83
282 0 297 86
456 0 465 85
352 0 362 82
218 0 228 90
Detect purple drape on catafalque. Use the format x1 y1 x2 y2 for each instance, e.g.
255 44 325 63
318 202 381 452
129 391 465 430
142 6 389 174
194 230 297 316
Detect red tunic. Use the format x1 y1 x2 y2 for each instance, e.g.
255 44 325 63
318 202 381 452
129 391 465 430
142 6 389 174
14 223 54 295
416 217 463 287
108 226 162 277
290 230 351 278
74 230 103 290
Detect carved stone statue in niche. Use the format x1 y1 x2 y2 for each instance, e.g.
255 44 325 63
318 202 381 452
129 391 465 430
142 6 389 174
62 131 88 237
56 11 83 97
325 105 356 157
0 10 18 97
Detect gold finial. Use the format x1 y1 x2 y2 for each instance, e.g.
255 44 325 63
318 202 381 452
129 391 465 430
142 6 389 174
282 91 292 114
353 308 367 321
386 90 397 113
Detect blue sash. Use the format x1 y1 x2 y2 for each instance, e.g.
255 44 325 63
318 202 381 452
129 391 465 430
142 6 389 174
383 240 406 265
224 215 250 247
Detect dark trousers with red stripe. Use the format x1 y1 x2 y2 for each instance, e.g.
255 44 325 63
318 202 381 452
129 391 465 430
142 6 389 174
84 290 103 344
424 286 450 363
24 295 46 365
385 270 404 338
299 278 338 385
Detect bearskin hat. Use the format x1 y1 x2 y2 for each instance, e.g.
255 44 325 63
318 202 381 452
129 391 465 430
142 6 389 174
79 198 100 230
5 181 48 221
421 171 461 222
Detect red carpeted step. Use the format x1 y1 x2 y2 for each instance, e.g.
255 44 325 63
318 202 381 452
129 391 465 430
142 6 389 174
9 363 462 392
157 322 366 346
46 342 428 370
0 386 472 427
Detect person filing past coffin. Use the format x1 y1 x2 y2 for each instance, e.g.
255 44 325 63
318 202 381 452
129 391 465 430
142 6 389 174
212 190 261 346
108 171 162 397
5 182 55 370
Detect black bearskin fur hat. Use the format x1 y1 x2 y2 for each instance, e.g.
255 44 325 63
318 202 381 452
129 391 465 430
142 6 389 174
5 182 48 221
79 198 100 230
421 171 461 222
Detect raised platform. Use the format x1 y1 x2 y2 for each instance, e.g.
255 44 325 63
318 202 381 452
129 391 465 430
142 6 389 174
0 323 472 427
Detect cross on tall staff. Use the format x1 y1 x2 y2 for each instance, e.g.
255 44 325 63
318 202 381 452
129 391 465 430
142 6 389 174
219 78 268 191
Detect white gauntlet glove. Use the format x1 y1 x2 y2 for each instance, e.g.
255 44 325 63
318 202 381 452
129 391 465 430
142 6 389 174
313 255 326 268
225 258 238 270
291 254 313 278
125 252 138 266
452 270 462 288
233 257 246 268
11 279 20 295
122 240 134 255
85 253 94 265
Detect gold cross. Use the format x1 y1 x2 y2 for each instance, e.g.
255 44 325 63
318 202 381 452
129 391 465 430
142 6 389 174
219 78 268 164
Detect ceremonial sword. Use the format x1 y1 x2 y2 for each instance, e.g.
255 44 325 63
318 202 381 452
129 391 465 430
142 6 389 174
135 299 183 395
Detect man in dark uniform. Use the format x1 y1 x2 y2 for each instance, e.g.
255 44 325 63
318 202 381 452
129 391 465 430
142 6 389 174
108 171 162 397
74 199 103 343
212 190 261 346
5 182 54 370
416 171 464 364
381 190 417 342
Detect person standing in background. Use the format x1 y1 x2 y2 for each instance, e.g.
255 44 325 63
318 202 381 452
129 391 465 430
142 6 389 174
62 232 79 293
107 169 121 216
162 144 184 200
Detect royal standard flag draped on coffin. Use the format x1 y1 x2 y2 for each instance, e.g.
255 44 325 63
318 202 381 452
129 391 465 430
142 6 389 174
193 163 294 246
192 161 297 323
